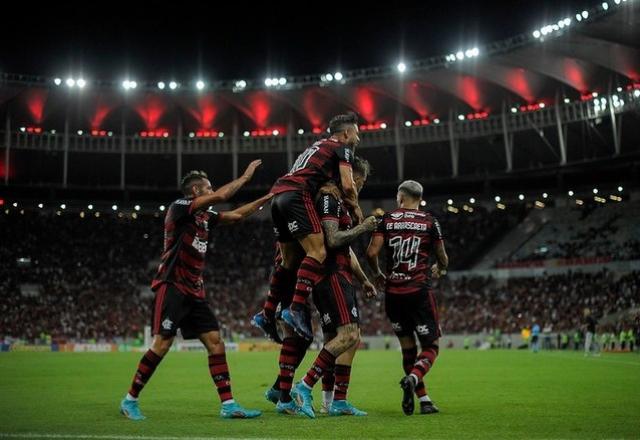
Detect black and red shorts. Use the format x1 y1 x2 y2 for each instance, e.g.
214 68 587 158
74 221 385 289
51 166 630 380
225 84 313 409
151 283 219 339
312 272 359 334
385 288 441 343
271 190 322 242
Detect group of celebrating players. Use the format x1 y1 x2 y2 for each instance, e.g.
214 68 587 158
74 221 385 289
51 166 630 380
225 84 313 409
119 112 449 421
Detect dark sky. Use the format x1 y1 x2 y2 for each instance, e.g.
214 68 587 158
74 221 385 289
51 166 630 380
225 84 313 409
2 1 591 82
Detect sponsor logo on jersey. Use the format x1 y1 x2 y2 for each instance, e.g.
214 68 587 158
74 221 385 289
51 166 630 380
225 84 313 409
323 195 330 214
162 318 173 330
175 199 191 206
416 325 430 335
192 236 208 253
288 221 299 233
391 322 402 332
323 313 332 324
390 212 404 220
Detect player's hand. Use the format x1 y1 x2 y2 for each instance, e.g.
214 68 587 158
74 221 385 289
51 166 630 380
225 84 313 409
319 182 342 200
373 271 386 288
362 216 377 232
242 159 263 180
431 263 446 279
353 205 365 225
363 280 378 299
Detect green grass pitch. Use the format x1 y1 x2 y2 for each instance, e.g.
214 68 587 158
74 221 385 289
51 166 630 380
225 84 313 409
1 349 639 439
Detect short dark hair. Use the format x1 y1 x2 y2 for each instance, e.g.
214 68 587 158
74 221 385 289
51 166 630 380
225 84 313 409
353 155 371 180
329 112 359 135
398 180 423 199
181 170 208 196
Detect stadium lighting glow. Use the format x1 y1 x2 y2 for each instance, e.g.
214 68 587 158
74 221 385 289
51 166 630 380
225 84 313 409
325 73 334 81
397 62 407 73
54 78 62 86
494 196 501 202
533 30 541 38
278 77 287 86
272 129 280 136
564 98 571 104
618 186 623 192
614 0 621 4
469 198 475 204
111 205 118 211
12 202 18 207
157 81 165 90
66 78 75 87
218 132 224 138
447 199 453 205
511 107 518 113
581 10 589 19
196 80 205 90
602 2 609 10
404 121 412 127
539 102 545 108
243 131 250 137
88 204 93 210
77 130 83 135
169 81 178 90
234 80 247 90
380 123 387 129
542 193 548 199
568 190 574 196
334 72 343 81
264 78 272 86
518 194 525 201
60 204 66 210
38 203 43 209
297 129 304 135
122 80 137 90
134 205 141 211
76 78 86 88
433 118 440 124
593 188 598 194
634 90 640 98
458 114 465 121
159 205 166 212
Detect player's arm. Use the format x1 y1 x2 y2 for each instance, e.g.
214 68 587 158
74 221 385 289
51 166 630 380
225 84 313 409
430 217 449 279
366 234 386 286
350 247 377 299
218 193 273 225
322 216 377 249
339 164 363 223
191 159 262 211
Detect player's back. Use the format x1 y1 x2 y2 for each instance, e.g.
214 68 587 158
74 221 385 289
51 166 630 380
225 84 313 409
271 138 353 196
316 193 353 279
377 208 443 294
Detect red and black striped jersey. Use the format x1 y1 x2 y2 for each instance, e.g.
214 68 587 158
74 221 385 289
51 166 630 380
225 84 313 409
271 138 353 195
373 208 443 295
151 197 220 298
316 193 353 281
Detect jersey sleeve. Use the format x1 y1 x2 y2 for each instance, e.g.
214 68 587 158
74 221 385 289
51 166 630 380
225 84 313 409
170 198 196 221
208 209 221 226
335 145 354 168
316 194 341 223
430 216 444 243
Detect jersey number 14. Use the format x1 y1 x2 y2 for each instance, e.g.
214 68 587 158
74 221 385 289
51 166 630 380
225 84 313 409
390 235 421 271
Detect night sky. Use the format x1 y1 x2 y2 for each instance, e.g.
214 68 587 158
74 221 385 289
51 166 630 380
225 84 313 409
2 1 591 82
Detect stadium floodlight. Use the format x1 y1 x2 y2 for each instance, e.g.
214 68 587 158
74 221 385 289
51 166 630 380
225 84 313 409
169 81 178 90
218 132 224 138
397 62 407 73
634 90 640 98
278 77 287 86
272 129 280 136
533 30 541 38
38 203 44 209
433 118 440 124
134 205 141 211
76 78 86 88
112 205 118 211
568 190 574 197
542 193 548 199
614 0 620 4
234 80 247 90
60 204 66 210
88 204 93 210
159 205 166 212
602 1 609 10
563 18 571 26
54 78 62 86
518 194 525 201
325 73 333 82
458 114 465 121
77 130 83 135
494 196 501 202
66 78 75 87
618 186 623 192
539 102 546 108
581 10 589 19
420 200 427 207
447 199 453 205
511 107 518 113
576 13 582 21
264 78 272 87
12 202 18 207
593 188 598 194
404 121 412 127
380 123 387 129
243 131 250 137
157 81 165 90
564 98 571 104
298 129 304 135
469 198 475 204
196 80 205 90
334 72 343 81
19 127 26 132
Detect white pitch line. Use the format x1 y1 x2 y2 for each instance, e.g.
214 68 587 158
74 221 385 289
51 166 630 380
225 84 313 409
0 434 277 440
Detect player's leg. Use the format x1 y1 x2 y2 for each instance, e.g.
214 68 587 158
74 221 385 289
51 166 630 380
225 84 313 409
320 331 337 413
198 330 261 419
329 327 368 416
120 284 181 420
279 192 327 340
273 324 311 416
396 334 431 410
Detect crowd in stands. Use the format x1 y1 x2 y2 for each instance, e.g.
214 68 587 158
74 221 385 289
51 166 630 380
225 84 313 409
1 206 638 343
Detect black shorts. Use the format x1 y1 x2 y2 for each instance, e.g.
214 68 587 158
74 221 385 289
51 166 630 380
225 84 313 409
151 283 219 339
385 288 441 343
271 190 322 242
313 272 359 333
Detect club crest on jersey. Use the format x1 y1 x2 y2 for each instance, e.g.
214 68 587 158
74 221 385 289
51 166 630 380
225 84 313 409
390 212 404 220
162 318 173 330
323 313 331 324
351 307 358 318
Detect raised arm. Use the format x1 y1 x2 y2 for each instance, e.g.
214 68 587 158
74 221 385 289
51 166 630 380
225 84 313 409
339 164 364 224
218 193 273 225
322 215 377 250
191 160 262 211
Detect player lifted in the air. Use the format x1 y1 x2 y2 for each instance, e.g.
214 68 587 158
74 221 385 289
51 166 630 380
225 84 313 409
119 162 272 420
366 180 448 416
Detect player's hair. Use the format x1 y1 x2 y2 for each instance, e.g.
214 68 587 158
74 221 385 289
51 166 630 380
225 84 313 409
353 155 372 179
181 170 208 196
328 112 359 134
398 180 423 200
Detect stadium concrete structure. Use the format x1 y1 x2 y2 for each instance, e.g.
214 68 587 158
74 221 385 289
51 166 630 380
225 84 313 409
1 0 639 205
